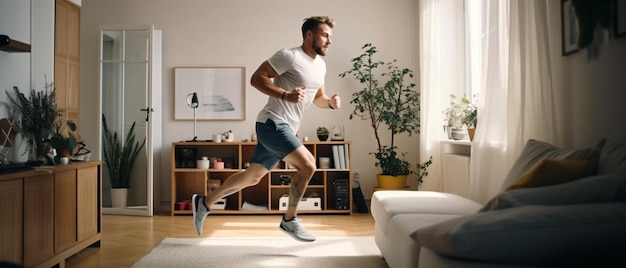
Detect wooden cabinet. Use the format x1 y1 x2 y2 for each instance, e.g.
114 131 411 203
55 170 77 253
0 179 23 264
55 0 81 126
0 161 102 268
24 174 55 267
171 141 352 215
77 166 99 241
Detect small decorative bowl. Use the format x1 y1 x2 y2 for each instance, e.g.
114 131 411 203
197 159 210 169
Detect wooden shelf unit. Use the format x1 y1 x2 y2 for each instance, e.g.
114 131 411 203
170 141 352 215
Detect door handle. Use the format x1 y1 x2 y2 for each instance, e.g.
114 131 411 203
140 107 154 121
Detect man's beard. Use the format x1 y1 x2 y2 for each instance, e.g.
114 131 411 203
313 43 327 56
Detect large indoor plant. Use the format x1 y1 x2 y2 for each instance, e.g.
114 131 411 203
102 114 146 207
339 43 432 187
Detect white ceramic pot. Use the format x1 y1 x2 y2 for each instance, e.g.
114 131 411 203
111 188 128 208
451 128 465 140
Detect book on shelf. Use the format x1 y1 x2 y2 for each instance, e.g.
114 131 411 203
337 144 346 169
332 145 341 169
343 143 350 169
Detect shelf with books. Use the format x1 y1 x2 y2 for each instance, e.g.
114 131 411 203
170 141 352 215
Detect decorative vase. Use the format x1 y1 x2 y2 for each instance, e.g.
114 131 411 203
451 128 465 140
443 125 453 139
11 133 29 163
111 188 128 208
467 128 476 141
376 174 408 189
317 134 329 141
330 125 345 141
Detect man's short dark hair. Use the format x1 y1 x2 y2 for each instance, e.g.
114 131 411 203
302 16 335 38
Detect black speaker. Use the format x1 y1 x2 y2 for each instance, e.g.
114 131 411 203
352 186 368 213
333 179 350 210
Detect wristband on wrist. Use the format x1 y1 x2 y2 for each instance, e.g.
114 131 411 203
281 91 286 100
327 99 335 109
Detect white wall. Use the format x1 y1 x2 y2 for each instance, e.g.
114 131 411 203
0 0 32 109
3 0 625 211
80 0 420 209
545 0 626 148
0 0 55 160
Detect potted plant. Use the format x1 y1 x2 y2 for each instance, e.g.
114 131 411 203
463 104 477 141
443 94 471 140
316 126 329 141
339 43 432 187
102 114 146 208
2 83 57 163
47 117 78 162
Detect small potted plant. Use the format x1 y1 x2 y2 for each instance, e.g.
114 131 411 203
316 126 329 141
463 105 477 141
47 117 78 163
443 94 471 140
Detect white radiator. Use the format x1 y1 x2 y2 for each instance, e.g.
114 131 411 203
442 153 470 198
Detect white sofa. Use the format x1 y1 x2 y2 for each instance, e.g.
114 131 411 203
371 139 626 268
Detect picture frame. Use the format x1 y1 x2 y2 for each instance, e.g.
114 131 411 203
616 0 626 38
561 0 579 56
174 67 246 121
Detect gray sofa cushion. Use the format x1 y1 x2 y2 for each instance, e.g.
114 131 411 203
500 139 599 192
596 138 626 177
413 203 626 266
480 174 626 212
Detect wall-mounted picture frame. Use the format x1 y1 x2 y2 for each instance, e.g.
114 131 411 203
174 67 246 121
616 0 626 38
561 0 579 55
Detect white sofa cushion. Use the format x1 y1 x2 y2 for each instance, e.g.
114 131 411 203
481 174 626 211
371 191 481 237
500 139 599 192
413 203 626 266
384 214 462 268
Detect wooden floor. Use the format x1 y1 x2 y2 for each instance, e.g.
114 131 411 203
65 212 376 267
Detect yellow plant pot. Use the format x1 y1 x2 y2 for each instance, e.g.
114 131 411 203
376 174 408 189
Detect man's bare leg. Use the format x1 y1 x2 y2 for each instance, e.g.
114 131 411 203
192 163 268 235
203 164 269 207
278 146 317 242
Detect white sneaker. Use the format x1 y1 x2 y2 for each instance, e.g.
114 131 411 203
192 194 210 235
279 217 316 242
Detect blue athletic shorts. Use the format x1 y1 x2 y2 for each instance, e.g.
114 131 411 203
250 119 301 170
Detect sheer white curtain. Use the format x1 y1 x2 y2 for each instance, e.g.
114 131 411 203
419 0 467 191
468 0 559 203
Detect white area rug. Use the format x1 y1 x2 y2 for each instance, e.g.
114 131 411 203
132 236 388 268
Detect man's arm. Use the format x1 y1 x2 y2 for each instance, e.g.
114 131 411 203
250 61 283 98
313 86 341 109
251 61 306 103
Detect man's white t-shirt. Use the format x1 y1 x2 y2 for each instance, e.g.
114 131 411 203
256 46 326 133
